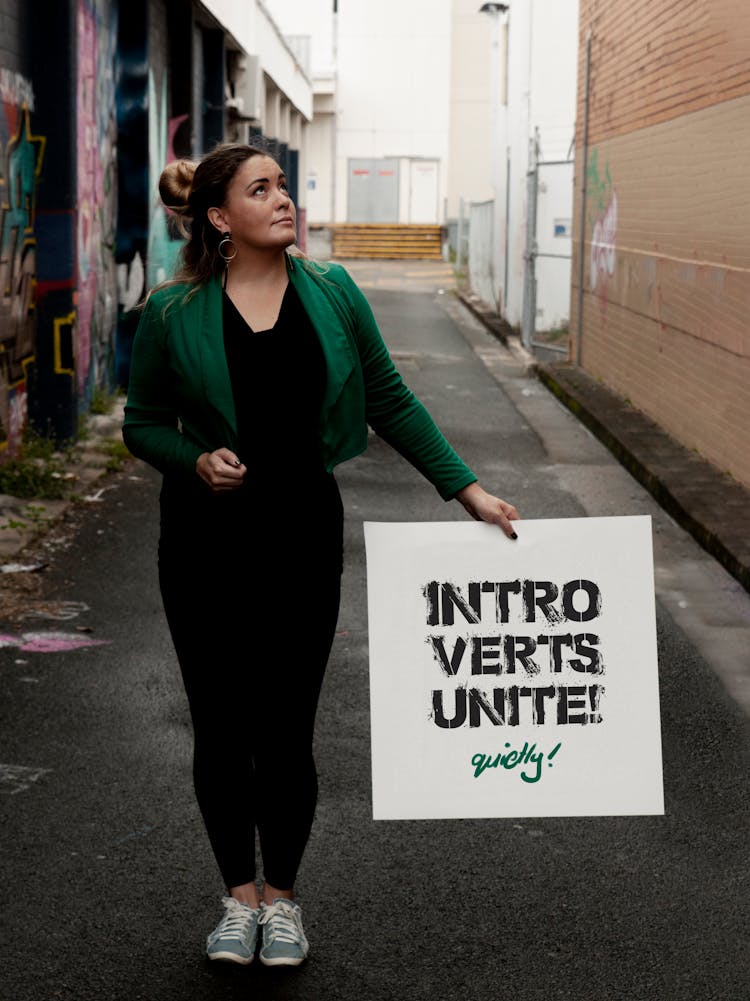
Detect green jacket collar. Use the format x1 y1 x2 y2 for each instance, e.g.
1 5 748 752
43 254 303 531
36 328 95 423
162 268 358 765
192 258 358 441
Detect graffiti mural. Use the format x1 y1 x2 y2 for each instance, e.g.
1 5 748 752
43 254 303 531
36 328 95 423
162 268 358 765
0 74 46 452
587 149 617 310
114 11 149 389
147 69 185 287
77 0 119 403
116 24 190 388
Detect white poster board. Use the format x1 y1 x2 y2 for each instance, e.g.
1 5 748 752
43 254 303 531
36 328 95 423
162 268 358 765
364 516 663 820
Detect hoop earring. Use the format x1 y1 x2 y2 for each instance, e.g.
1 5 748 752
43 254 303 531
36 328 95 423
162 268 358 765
218 231 237 263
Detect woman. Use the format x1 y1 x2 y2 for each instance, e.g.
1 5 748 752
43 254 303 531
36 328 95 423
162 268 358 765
123 143 519 968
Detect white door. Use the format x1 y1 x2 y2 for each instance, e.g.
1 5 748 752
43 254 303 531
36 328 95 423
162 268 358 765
408 160 439 223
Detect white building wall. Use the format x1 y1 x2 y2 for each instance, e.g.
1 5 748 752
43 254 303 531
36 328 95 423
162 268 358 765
260 0 461 226
263 0 336 75
334 0 452 222
505 1 532 325
447 0 494 220
306 99 336 222
263 0 337 224
529 0 578 162
200 0 313 121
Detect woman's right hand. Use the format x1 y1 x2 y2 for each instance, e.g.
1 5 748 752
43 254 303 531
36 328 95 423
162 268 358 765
196 448 247 493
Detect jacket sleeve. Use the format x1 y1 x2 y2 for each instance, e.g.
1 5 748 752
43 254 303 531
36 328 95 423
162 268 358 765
337 269 477 501
122 295 205 476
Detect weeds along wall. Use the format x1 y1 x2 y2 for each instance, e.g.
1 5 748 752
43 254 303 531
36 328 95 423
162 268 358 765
571 0 750 488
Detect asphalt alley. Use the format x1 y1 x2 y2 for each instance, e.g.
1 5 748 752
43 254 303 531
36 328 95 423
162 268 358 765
1 262 748 1001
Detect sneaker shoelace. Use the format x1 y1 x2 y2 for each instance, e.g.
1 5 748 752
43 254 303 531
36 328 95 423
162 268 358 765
213 898 259 941
259 900 304 945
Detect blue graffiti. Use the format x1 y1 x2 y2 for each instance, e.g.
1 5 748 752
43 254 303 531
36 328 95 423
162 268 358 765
147 70 183 287
0 106 45 388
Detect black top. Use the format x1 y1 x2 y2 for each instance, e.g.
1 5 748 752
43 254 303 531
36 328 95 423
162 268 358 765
221 282 328 485
159 282 343 571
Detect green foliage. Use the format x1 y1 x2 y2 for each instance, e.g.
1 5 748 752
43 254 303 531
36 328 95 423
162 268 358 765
0 454 68 499
21 427 58 460
0 504 52 533
77 412 91 442
99 438 131 472
0 427 74 499
21 504 48 524
89 385 119 415
3 518 28 530
540 324 569 344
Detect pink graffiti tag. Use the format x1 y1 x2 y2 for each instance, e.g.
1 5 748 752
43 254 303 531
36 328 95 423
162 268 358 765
7 383 27 452
0 631 109 653
590 190 618 295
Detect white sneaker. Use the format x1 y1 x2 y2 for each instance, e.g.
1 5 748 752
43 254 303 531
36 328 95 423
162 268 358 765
206 896 261 964
258 898 309 967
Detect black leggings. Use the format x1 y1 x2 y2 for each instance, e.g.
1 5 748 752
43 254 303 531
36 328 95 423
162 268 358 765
158 474 343 890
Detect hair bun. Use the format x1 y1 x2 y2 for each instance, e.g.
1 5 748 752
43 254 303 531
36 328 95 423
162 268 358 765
159 159 196 213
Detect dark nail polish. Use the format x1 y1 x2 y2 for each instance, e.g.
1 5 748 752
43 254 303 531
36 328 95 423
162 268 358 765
511 532 518 540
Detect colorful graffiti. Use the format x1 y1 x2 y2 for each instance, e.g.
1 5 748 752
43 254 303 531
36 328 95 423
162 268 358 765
587 149 617 309
0 73 46 452
147 70 185 287
77 0 119 402
114 9 149 388
115 19 190 387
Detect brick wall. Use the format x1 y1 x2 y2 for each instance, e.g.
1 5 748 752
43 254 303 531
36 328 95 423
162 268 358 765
577 0 750 142
572 0 750 488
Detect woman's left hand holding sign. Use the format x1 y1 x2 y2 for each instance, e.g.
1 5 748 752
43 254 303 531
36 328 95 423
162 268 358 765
196 448 247 493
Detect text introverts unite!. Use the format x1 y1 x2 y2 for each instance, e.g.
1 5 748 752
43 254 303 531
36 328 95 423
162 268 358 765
423 579 607 729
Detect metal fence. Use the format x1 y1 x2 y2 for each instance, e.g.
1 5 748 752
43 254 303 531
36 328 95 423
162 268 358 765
461 199 496 309
521 158 573 353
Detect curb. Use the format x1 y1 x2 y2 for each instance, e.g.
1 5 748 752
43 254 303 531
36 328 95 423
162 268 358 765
450 291 750 597
536 362 750 595
453 289 537 371
454 289 510 346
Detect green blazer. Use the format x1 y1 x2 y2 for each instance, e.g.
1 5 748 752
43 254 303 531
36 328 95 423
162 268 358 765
122 257 476 501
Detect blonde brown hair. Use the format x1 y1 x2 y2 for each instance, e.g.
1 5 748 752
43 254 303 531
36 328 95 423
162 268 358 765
159 142 280 288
